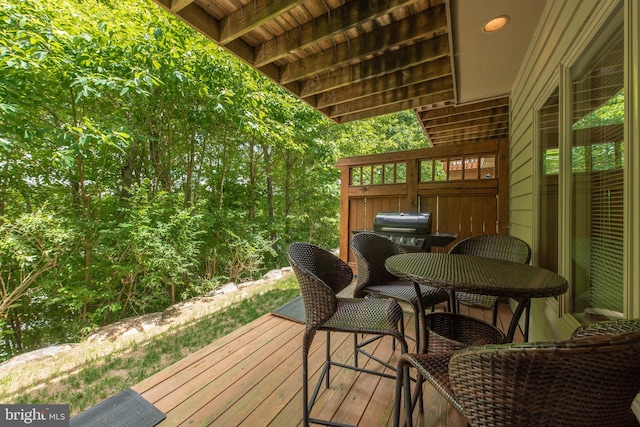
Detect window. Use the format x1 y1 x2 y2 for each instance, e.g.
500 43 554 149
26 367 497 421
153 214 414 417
537 87 559 273
419 155 496 182
569 10 624 319
350 162 407 185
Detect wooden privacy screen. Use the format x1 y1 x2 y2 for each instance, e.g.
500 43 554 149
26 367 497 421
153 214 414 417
335 139 509 267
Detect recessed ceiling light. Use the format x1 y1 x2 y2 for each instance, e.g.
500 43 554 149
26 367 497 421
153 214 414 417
483 15 510 33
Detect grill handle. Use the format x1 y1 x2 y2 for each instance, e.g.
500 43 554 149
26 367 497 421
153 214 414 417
379 227 417 233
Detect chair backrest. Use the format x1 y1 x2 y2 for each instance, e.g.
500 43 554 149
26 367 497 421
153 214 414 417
449 331 640 427
286 242 353 329
449 234 532 264
571 318 640 339
350 232 407 298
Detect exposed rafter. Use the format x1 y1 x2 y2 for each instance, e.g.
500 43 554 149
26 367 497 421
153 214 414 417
152 0 512 146
417 97 510 146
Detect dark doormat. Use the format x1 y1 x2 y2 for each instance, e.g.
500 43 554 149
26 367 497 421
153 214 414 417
271 296 305 324
70 388 165 427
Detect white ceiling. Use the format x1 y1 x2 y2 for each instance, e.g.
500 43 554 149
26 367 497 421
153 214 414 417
450 0 547 104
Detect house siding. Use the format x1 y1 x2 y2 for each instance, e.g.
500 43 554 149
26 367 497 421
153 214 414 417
509 0 621 340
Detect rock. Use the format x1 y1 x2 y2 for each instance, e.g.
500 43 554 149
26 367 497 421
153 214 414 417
215 283 239 295
263 268 286 281
0 344 75 372
86 312 163 344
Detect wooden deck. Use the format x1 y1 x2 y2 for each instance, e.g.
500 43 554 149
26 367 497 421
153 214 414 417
132 302 521 426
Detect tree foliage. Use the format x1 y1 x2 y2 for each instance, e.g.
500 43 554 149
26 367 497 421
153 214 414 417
0 0 429 359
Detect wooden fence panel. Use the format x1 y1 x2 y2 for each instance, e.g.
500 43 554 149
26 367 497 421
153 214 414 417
445 196 460 235
459 196 472 238
336 139 509 265
348 198 366 232
483 195 499 234
368 197 401 228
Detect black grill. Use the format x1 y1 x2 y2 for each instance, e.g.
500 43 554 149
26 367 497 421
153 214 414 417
371 212 458 251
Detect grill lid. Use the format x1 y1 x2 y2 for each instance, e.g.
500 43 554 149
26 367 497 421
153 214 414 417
373 212 432 236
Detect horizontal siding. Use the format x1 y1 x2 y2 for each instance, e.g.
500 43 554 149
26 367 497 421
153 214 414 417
509 0 620 341
512 1 598 121
509 222 534 246
510 177 532 200
510 0 618 251
510 188 533 210
510 121 533 168
510 209 533 227
510 151 534 186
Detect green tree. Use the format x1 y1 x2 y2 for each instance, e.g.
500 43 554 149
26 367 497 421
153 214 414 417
0 0 431 359
0 210 73 355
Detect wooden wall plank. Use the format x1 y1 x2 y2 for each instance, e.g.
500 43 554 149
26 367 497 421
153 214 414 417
338 139 505 262
458 196 472 239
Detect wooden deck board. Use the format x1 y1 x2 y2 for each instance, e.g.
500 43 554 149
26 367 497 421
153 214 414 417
159 320 302 424
215 337 302 425
133 314 275 395
143 317 294 408
133 303 518 426
181 325 303 425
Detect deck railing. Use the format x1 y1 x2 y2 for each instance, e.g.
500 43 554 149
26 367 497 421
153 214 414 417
334 138 510 268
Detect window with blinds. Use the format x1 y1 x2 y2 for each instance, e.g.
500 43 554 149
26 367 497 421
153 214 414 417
537 88 559 274
570 13 624 318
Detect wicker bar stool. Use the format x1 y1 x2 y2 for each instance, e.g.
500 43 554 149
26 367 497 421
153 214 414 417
351 232 450 349
449 234 532 339
420 312 505 353
393 312 505 426
571 317 640 338
286 242 409 427
394 318 640 427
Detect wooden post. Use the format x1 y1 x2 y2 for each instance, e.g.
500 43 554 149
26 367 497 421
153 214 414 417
403 158 419 211
338 165 351 263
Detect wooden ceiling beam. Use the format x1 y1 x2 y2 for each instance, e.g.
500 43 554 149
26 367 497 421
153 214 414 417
430 132 509 146
418 98 511 145
156 0 520 141
294 34 449 98
427 116 509 134
219 0 305 45
417 96 509 117
309 59 452 108
153 0 280 82
254 0 423 67
420 110 509 128
280 6 447 84
424 119 510 135
153 0 219 39
327 76 453 117
428 123 510 138
334 90 454 123
422 106 509 126
429 132 510 146
170 0 193 13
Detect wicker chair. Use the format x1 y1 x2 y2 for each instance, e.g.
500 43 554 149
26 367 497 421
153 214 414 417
393 312 505 426
286 242 408 427
394 318 640 427
571 317 640 338
449 234 532 338
350 232 450 348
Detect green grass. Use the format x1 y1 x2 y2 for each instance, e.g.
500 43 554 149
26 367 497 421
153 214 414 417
1 275 300 416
